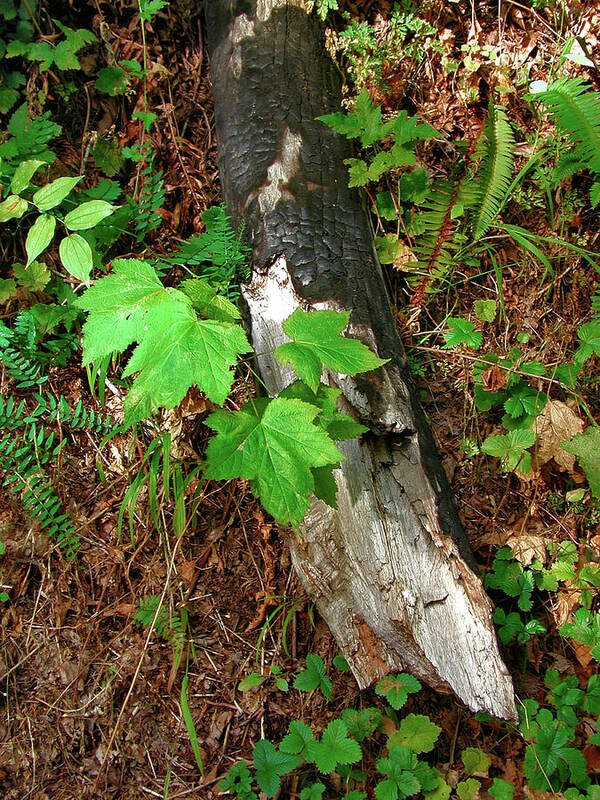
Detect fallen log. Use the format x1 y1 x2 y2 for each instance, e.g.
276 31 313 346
205 0 517 719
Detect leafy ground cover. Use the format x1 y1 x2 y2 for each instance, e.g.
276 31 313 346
0 0 599 798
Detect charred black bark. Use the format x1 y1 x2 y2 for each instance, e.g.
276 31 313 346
205 0 516 719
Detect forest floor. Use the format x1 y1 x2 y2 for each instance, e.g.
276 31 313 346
1 1 599 798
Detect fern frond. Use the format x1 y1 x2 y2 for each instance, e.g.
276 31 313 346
537 77 600 175
471 102 515 240
135 595 186 651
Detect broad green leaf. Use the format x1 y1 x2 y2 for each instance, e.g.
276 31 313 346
345 157 370 187
64 199 116 230
317 89 394 147
388 714 441 753
13 261 50 291
122 301 249 422
25 213 55 265
300 783 325 800
0 279 17 302
0 194 28 222
275 308 387 392
218 761 253 795
311 465 339 508
489 778 514 800
306 719 362 774
280 720 314 758
443 318 482 350
95 65 129 95
238 671 262 691
424 774 452 800
561 426 600 497
461 747 491 775
180 278 241 322
375 673 422 710
10 158 45 193
293 654 333 699
375 233 407 265
474 299 497 322
584 674 600 714
456 778 481 800
32 175 81 211
482 429 535 471
59 233 93 281
204 399 342 526
279 380 367 441
560 608 600 647
574 321 600 364
253 739 301 797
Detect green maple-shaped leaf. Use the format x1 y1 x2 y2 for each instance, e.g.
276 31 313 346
253 740 301 797
306 719 362 774
275 308 387 392
561 426 600 497
204 400 342 526
443 318 482 350
388 714 441 753
375 673 422 710
456 778 481 800
280 720 315 758
279 380 367 441
341 707 382 742
13 261 50 291
293 654 333 699
180 278 241 322
76 259 250 423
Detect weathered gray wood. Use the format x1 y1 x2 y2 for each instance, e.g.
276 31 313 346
206 0 517 719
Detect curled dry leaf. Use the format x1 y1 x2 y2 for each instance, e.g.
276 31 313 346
504 533 547 566
532 400 584 470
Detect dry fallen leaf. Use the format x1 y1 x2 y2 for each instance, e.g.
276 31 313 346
504 533 547 566
532 400 584 470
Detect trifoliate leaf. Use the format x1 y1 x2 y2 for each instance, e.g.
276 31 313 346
25 213 55 265
443 318 482 350
414 763 442 794
253 740 301 797
306 719 362 774
274 308 387 392
341 707 382 742
0 194 28 222
560 608 600 648
456 778 481 800
13 261 50 291
59 233 93 281
180 278 241 322
461 747 491 775
64 199 116 230
561 426 600 497
204 399 342 526
300 783 325 800
481 428 536 472
32 175 81 211
474 299 497 323
292 654 333 699
489 778 514 800
10 158 45 193
218 761 253 796
375 673 422 710
388 714 441 753
280 720 314 758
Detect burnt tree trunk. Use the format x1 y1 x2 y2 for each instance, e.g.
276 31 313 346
205 0 516 719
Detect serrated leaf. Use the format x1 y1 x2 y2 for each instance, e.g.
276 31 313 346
456 778 481 800
300 783 325 800
64 199 116 230
13 261 50 291
561 427 600 497
238 671 262 691
424 775 452 800
95 65 130 95
443 318 482 350
253 740 301 797
25 213 55 265
292 654 332 698
317 89 393 147
10 158 45 193
279 380 367 441
306 719 362 773
375 673 421 710
584 674 600 714
275 308 387 392
180 278 241 322
280 720 314 757
388 714 441 753
574 321 600 364
32 175 81 211
341 707 382 742
0 194 28 221
0 279 17 302
474 299 497 322
489 778 514 800
461 747 491 775
204 400 341 526
59 233 93 281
